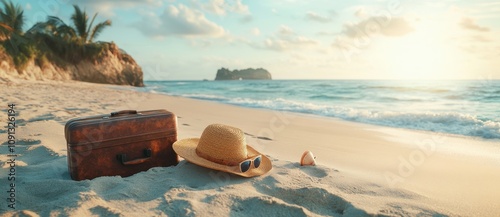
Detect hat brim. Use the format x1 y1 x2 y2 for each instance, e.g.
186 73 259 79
173 138 272 177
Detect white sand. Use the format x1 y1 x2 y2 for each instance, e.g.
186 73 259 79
0 80 499 216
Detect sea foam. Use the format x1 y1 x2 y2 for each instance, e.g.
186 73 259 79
142 80 500 140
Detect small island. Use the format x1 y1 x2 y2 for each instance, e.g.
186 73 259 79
215 68 272 80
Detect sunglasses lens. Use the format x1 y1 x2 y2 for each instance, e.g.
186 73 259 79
240 160 251 172
254 156 261 168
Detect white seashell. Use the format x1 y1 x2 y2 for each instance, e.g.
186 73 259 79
300 151 316 166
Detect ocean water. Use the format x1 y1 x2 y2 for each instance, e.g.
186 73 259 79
140 80 500 140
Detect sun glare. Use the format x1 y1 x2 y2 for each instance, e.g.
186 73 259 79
384 20 461 80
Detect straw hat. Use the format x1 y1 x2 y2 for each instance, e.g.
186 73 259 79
173 124 272 177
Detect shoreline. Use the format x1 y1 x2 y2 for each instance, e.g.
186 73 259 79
140 79 500 141
0 80 498 216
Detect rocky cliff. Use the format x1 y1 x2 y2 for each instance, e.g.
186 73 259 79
0 42 143 86
215 68 272 80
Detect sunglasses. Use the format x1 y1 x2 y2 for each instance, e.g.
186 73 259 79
238 155 262 173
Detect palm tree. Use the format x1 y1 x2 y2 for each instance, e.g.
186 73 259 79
70 5 111 43
30 16 77 41
0 0 24 36
23 5 112 63
0 1 27 60
26 5 110 44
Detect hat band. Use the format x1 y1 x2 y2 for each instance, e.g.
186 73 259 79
195 148 240 166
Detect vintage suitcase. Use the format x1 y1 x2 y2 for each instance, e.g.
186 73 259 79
65 110 178 181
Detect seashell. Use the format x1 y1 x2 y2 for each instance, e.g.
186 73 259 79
300 151 316 166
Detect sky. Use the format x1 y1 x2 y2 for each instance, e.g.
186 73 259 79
16 0 500 80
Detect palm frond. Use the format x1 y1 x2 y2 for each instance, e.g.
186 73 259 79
88 20 111 43
47 16 67 27
0 0 24 35
70 5 88 42
86 13 97 40
25 22 46 35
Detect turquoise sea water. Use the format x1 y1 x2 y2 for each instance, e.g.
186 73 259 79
140 80 500 140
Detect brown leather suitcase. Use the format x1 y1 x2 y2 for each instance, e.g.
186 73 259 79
65 110 178 181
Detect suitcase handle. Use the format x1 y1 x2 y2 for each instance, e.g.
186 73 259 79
117 148 152 165
110 110 138 117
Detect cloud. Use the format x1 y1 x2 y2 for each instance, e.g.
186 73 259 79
342 16 414 38
197 0 250 16
251 27 260 36
262 36 318 51
460 17 490 32
278 25 294 35
190 0 251 23
240 15 253 23
470 35 492 43
74 0 163 16
354 7 368 18
249 26 318 51
381 17 415 37
136 4 225 38
316 31 338 36
305 11 333 23
203 0 225 15
75 0 162 7
232 0 250 14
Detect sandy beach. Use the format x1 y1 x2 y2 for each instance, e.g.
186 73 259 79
1 80 499 216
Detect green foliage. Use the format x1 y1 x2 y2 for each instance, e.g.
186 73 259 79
2 36 36 72
69 5 111 43
71 5 88 43
89 19 111 43
0 0 24 36
0 1 113 71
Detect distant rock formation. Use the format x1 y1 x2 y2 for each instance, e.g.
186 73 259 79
215 68 272 80
0 42 143 86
